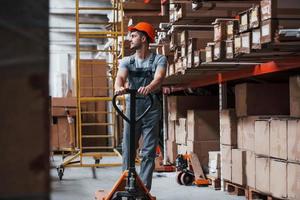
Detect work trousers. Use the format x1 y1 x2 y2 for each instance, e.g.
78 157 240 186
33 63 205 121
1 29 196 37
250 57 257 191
122 96 161 191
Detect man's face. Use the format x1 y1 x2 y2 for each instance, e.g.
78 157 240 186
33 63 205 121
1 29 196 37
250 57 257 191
129 31 144 50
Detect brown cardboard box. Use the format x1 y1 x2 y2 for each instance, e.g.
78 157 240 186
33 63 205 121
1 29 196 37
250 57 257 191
208 151 221 178
175 118 187 145
270 119 287 160
235 83 289 117
221 144 233 181
168 120 176 142
50 123 59 150
220 109 237 146
232 149 246 185
166 140 177 164
288 120 300 162
270 159 287 199
290 76 300 117
167 96 218 121
287 163 300 200
246 151 256 188
51 107 77 117
51 97 77 107
79 61 93 97
187 140 220 170
241 116 257 152
251 28 261 49
57 117 75 149
254 120 270 156
187 110 219 141
255 156 270 194
237 118 244 149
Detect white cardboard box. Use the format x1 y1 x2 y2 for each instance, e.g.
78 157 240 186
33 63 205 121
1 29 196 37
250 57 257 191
254 120 270 156
255 156 270 194
270 159 287 199
288 120 300 162
270 119 287 160
232 149 246 185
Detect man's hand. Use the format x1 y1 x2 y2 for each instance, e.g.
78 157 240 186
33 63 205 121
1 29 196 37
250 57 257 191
115 86 127 95
138 86 151 96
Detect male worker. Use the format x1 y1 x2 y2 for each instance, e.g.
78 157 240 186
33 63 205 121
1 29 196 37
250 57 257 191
115 22 167 191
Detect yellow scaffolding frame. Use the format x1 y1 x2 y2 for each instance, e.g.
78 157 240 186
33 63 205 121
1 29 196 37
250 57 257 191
56 0 124 180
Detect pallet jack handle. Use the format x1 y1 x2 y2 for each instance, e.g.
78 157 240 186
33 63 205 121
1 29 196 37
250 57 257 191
112 89 153 123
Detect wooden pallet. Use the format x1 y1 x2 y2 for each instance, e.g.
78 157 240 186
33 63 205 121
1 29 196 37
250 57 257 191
224 181 247 196
206 175 221 190
247 187 286 200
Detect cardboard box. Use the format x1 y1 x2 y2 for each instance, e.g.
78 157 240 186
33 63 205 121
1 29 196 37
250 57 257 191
246 151 256 188
226 20 239 40
287 163 300 200
168 120 176 142
51 107 77 117
270 119 287 160
175 118 187 145
166 140 177 164
57 117 75 149
205 43 214 62
234 35 241 56
251 28 261 49
260 0 300 21
240 32 251 54
288 120 300 162
270 159 287 199
232 149 246 185
249 5 260 29
225 40 234 59
214 21 227 42
290 76 300 117
50 123 59 150
237 118 244 149
187 110 219 141
221 144 233 181
220 109 237 146
51 97 77 107
255 120 270 156
235 83 289 117
239 10 249 33
241 116 257 152
187 140 220 171
167 96 219 121
213 41 226 61
255 156 270 194
208 151 221 178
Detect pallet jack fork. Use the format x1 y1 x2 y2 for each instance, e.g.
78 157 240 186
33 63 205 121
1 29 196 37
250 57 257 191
176 153 210 187
95 89 156 200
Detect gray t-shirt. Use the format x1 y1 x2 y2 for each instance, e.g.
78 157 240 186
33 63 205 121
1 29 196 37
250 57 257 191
119 52 167 71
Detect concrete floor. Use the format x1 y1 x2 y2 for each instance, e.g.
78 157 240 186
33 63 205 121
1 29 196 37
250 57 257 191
51 155 245 200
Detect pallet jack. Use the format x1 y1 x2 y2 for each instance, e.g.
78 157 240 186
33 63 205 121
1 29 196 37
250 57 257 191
95 89 156 200
175 153 210 186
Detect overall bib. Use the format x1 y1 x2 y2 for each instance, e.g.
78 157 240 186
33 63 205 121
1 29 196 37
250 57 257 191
122 52 161 190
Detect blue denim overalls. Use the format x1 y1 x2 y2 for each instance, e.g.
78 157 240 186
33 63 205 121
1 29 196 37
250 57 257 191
122 52 161 190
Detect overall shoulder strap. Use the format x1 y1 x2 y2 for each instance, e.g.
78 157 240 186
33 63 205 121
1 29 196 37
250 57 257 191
129 54 135 65
149 52 156 65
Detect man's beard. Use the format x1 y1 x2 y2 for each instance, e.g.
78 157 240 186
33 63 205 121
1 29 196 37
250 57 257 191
130 42 142 50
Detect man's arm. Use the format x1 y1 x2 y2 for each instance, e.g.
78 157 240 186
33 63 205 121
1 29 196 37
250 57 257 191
138 67 166 95
114 68 129 94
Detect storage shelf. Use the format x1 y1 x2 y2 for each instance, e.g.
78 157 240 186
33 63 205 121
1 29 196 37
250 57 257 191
163 58 300 92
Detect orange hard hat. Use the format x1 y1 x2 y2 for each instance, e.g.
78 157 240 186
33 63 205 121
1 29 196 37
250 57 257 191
128 22 155 43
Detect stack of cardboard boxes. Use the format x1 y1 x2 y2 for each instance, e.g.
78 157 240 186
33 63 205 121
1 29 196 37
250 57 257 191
166 95 219 170
220 76 300 199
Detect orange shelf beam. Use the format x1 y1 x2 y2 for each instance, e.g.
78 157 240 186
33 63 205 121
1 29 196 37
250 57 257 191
164 58 300 93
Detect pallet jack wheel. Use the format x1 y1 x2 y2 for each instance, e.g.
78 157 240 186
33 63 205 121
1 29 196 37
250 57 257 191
176 171 184 185
180 172 194 186
57 166 64 181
